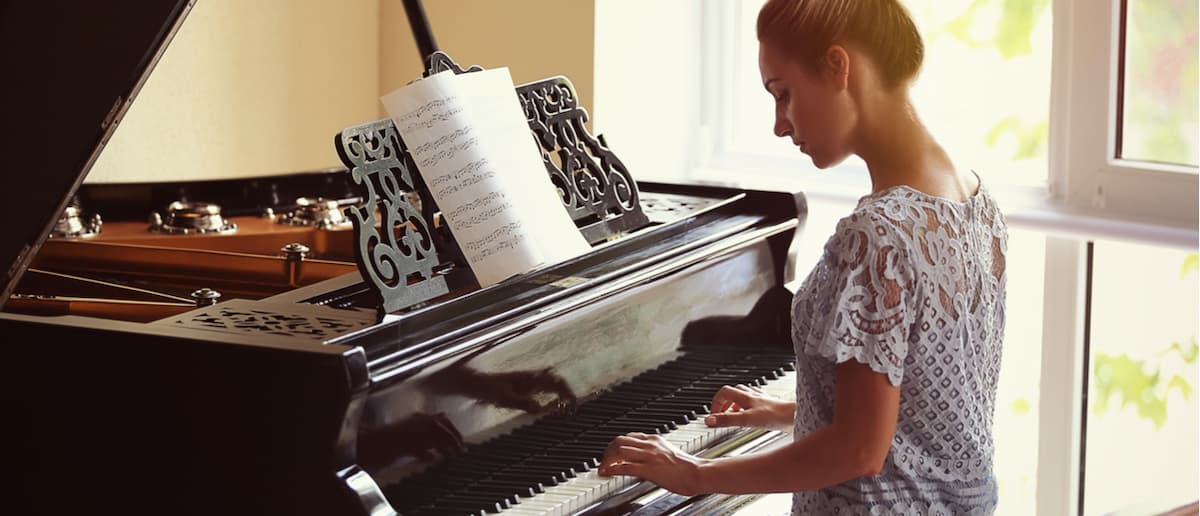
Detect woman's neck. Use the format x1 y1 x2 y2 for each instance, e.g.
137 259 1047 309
854 94 971 200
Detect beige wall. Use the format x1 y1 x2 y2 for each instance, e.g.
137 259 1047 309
380 0 594 120
86 0 595 184
88 0 381 183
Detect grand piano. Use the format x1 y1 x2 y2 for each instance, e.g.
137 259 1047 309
0 2 809 515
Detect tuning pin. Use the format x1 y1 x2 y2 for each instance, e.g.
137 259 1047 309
281 243 311 261
281 243 311 287
190 288 221 307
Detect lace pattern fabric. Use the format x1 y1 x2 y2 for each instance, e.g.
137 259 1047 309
790 180 1008 515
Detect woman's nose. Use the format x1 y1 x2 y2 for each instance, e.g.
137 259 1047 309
773 116 792 138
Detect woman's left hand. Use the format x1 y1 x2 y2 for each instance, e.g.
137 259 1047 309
597 432 709 496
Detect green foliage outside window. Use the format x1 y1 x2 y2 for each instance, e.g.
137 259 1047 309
1121 0 1199 166
941 0 1051 162
1092 253 1200 430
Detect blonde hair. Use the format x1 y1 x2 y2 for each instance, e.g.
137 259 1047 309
757 0 924 89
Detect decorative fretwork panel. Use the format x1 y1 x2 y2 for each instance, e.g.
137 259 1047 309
516 77 649 243
639 192 726 223
155 300 376 342
335 120 450 313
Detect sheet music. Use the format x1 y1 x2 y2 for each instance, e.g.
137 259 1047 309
381 68 590 287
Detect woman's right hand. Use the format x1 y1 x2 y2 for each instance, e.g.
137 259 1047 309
704 384 795 433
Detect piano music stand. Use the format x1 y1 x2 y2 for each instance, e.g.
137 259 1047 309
334 52 651 315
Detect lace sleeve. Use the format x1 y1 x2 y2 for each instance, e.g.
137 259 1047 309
803 209 918 386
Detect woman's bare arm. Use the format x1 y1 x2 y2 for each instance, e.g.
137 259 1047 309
599 360 900 495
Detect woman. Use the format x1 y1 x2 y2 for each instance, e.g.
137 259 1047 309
598 0 1008 513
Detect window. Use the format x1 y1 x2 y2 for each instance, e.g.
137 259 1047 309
1117 0 1199 168
993 229 1046 516
1056 0 1198 228
1083 243 1199 515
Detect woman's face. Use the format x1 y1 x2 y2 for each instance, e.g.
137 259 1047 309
758 42 856 169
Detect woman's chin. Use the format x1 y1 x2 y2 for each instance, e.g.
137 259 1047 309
810 153 850 170
809 154 833 169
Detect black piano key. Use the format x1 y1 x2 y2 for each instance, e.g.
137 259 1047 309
641 400 701 414
484 439 561 454
482 474 547 493
439 490 516 506
620 417 678 432
572 433 629 447
461 446 537 461
414 500 499 516
492 461 569 483
430 495 510 512
518 469 574 485
465 483 540 502
633 409 694 424
558 413 612 427
575 403 649 417
606 384 679 397
521 456 589 473
709 374 767 386
517 425 582 440
407 508 488 516
549 442 607 458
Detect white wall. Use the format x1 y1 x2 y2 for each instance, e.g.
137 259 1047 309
593 0 704 184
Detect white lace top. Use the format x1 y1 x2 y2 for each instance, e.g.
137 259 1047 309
790 180 1008 515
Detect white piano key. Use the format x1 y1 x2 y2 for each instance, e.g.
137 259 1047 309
502 508 547 516
510 499 562 516
524 492 574 515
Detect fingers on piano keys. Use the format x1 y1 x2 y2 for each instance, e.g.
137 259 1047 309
384 350 796 516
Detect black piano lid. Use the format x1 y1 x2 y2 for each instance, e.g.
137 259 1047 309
0 0 195 307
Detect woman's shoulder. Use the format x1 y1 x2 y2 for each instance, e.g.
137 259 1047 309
832 191 919 243
845 174 1007 234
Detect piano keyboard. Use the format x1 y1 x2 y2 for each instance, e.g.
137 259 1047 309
383 349 797 516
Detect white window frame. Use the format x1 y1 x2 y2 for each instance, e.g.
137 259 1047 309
1051 0 1199 235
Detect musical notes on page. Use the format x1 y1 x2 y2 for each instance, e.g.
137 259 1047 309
381 68 590 287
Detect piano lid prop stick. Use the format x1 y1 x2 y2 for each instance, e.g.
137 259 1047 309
402 0 439 72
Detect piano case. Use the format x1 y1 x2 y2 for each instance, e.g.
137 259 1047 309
0 2 808 515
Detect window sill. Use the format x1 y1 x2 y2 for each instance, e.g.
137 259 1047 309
688 161 1199 250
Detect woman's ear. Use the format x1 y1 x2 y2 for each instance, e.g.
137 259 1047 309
824 44 850 90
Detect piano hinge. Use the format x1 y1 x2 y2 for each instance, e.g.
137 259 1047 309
101 96 125 130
